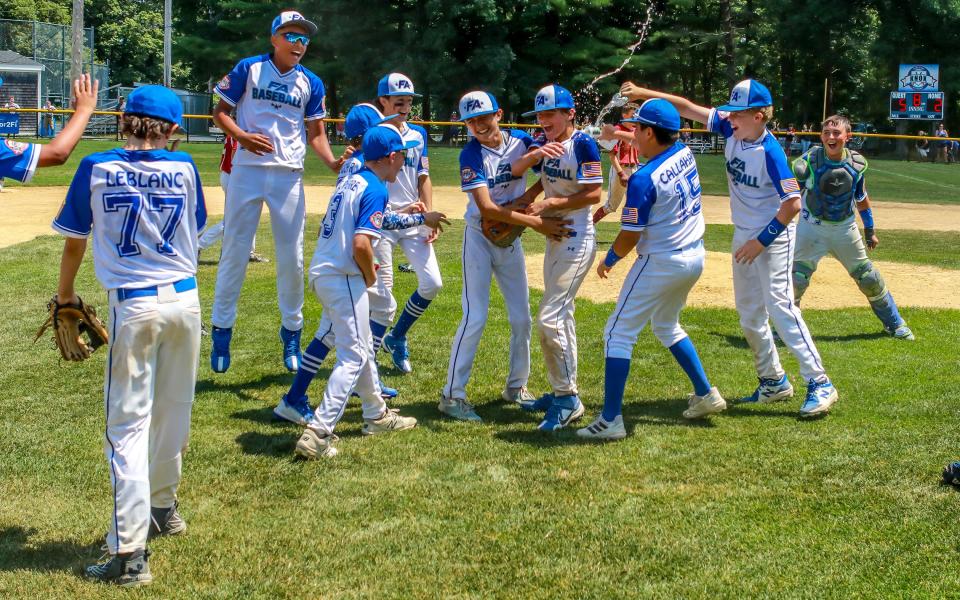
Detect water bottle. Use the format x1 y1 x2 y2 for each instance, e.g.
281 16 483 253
610 92 628 108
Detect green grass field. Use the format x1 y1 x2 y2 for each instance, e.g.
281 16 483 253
1 217 958 598
14 138 960 204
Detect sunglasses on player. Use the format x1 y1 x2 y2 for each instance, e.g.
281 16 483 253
282 32 310 46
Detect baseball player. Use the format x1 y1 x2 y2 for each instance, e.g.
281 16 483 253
577 99 725 440
791 114 914 340
209 10 340 375
511 84 603 431
373 73 443 374
51 86 205 586
294 123 419 459
593 102 643 223
616 79 838 417
439 91 573 422
0 74 97 184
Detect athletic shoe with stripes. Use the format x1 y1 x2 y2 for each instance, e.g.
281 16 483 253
439 396 482 421
210 326 232 373
502 386 536 404
148 502 186 539
362 409 418 435
683 387 727 419
799 378 838 417
889 324 915 341
295 429 339 459
576 414 626 440
85 549 152 587
538 394 584 431
520 392 554 413
383 333 412 373
274 393 314 425
740 375 794 404
280 326 303 372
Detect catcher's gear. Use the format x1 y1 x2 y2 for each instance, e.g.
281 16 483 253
481 199 528 248
35 295 109 361
942 462 960 487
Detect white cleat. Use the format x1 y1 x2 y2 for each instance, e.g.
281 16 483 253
890 325 915 341
576 415 627 440
362 409 417 435
295 429 338 460
438 396 482 422
501 386 536 404
683 387 728 419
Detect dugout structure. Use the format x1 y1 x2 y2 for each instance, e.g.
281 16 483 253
0 51 43 136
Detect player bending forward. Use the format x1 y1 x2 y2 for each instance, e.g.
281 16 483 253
52 86 206 586
438 91 572 422
295 123 419 459
615 79 838 417
578 99 725 440
791 114 914 340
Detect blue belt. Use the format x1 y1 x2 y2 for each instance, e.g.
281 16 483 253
116 276 197 302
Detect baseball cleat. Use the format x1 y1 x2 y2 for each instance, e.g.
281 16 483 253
683 387 728 419
248 252 269 263
740 375 794 404
889 324 915 341
85 549 152 587
799 378 838 417
519 392 555 413
576 414 626 440
148 502 186 539
274 393 314 426
438 396 482 422
362 409 417 435
942 461 960 487
210 326 232 373
280 326 303 372
502 386 536 404
382 333 412 373
295 429 339 459
538 394 584 431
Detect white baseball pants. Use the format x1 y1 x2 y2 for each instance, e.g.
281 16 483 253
103 285 201 553
732 225 826 382
307 274 387 435
603 164 637 214
604 243 704 358
211 165 305 331
443 225 531 400
369 227 442 326
538 231 597 396
793 214 868 275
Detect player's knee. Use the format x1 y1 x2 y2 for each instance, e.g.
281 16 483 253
792 261 815 299
508 312 532 334
653 323 685 347
851 260 886 300
418 276 443 300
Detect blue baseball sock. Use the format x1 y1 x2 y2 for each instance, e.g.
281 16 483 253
389 291 431 340
601 357 632 422
286 337 330 400
370 320 388 353
668 336 711 396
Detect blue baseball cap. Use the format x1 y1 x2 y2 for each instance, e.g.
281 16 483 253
458 91 499 121
363 123 420 161
522 84 575 117
717 79 773 112
622 98 681 132
125 85 183 126
377 73 421 98
344 103 400 139
271 10 317 36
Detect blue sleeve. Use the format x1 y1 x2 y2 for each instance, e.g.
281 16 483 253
52 156 95 238
413 125 429 176
708 109 734 138
214 58 252 107
854 175 867 202
763 141 801 200
192 162 207 231
512 129 535 150
0 141 40 182
574 134 603 184
459 143 486 191
355 185 388 237
621 171 656 231
382 210 425 230
304 71 327 121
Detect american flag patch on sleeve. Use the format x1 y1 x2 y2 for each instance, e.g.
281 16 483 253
622 207 639 224
581 162 602 178
781 178 800 194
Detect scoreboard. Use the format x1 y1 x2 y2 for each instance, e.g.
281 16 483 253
889 91 944 120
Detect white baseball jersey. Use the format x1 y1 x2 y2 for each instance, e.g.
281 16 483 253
337 154 364 185
621 142 704 254
459 129 535 228
0 139 40 182
707 108 801 231
52 149 207 290
215 54 326 169
309 167 387 281
533 130 603 234
386 123 429 210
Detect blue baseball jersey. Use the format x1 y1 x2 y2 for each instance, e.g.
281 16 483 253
52 149 207 290
707 108 801 231
0 140 40 183
533 130 603 233
459 130 535 228
215 54 326 170
621 142 705 254
309 166 387 280
386 123 429 211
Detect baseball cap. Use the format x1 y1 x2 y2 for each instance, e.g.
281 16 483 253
377 73 421 98
343 103 400 139
622 98 681 132
125 85 183 126
458 91 499 121
717 79 773 112
363 123 420 161
271 11 318 36
522 84 575 117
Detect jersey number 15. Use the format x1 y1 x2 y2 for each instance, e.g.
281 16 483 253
674 168 702 223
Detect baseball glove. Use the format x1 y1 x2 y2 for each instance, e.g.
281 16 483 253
481 199 528 248
34 295 109 361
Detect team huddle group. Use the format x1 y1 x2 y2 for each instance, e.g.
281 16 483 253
0 9 916 588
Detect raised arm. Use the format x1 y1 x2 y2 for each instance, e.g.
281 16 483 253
619 82 712 125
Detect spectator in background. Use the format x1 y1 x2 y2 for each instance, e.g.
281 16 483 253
4 96 20 109
116 96 125 140
936 122 949 163
42 99 55 137
335 111 345 140
785 124 796 155
800 123 812 154
915 130 930 161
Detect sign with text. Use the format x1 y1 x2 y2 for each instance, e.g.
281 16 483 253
890 91 944 120
0 114 20 134
898 64 940 91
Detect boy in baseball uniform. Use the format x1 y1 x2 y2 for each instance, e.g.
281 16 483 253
511 84 603 431
209 10 340 375
294 124 419 459
616 79 839 417
578 99 725 440
593 102 643 223
52 86 205 586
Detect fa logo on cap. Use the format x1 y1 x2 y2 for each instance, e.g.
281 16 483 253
397 79 411 90
291 13 302 20
731 90 740 101
466 99 483 111
536 94 547 107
